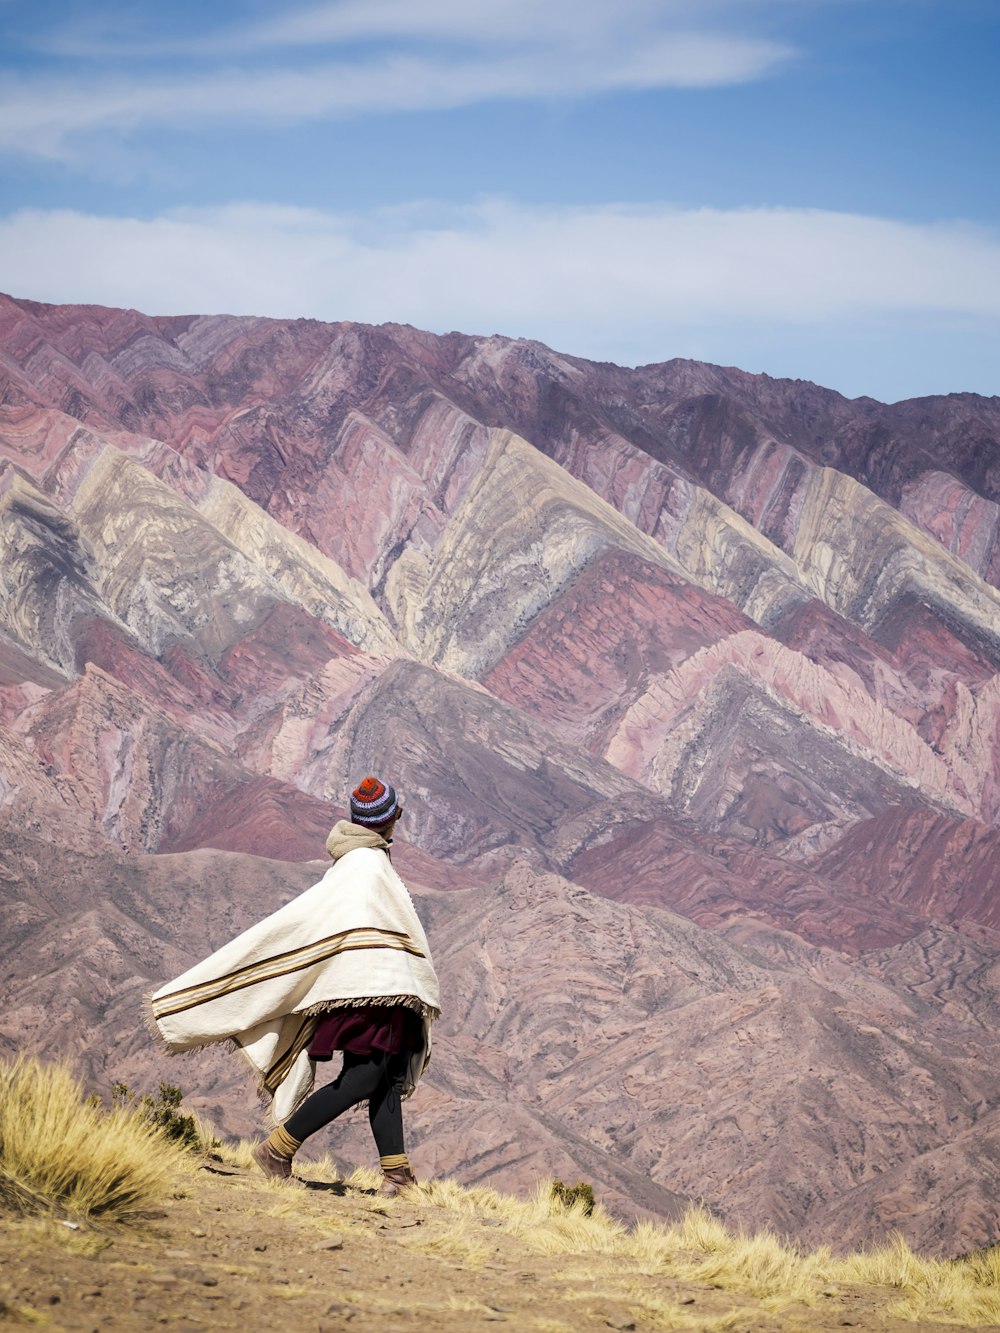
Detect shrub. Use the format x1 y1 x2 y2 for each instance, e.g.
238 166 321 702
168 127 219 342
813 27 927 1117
550 1179 595 1215
111 1080 210 1152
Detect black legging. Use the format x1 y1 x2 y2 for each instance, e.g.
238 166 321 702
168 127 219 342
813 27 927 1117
283 1050 407 1156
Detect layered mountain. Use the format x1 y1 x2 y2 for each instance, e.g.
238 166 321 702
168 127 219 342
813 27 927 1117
1 293 999 1255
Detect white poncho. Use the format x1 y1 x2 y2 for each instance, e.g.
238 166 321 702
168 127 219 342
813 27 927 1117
146 822 441 1123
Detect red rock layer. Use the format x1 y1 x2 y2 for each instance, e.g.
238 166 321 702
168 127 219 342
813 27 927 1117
565 818 931 954
483 547 753 750
808 808 1000 935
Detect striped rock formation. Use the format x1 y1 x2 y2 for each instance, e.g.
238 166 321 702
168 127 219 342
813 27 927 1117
2 293 1000 1254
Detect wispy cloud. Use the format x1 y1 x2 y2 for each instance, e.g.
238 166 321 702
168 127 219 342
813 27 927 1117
38 0 791 58
1 197 996 396
3 1 793 162
233 0 765 53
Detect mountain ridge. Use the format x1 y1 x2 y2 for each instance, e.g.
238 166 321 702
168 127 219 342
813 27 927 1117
2 293 1000 1254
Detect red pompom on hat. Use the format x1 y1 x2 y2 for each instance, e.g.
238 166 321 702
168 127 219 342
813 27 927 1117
350 775 399 827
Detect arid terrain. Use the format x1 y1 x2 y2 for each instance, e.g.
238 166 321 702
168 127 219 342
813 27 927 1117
4 1150 998 1333
2 293 1000 1257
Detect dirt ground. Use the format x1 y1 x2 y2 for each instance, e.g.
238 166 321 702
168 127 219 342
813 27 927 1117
0 1159 993 1333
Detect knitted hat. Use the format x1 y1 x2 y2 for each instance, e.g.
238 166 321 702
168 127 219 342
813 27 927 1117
350 775 399 827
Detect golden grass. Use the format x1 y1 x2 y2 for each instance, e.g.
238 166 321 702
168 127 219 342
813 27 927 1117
0 1055 188 1221
217 1130 1000 1327
414 1182 1000 1325
13 1215 115 1259
418 1175 627 1255
341 1163 384 1192
4 1059 999 1330
833 1235 1000 1326
222 1136 257 1171
0 1296 46 1326
406 1223 491 1266
963 1241 1000 1287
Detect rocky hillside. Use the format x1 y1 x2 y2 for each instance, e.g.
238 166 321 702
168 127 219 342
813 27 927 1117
2 293 1000 1255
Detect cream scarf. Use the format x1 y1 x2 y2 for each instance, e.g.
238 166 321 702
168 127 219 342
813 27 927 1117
146 822 440 1123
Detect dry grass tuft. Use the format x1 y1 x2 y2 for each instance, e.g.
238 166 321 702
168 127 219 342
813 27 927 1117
669 1201 733 1254
0 1294 46 1326
416 1175 509 1215
406 1222 492 1266
342 1163 384 1192
962 1241 1000 1288
642 1209 823 1305
222 1137 257 1171
833 1235 1000 1326
418 1176 626 1255
0 1055 187 1221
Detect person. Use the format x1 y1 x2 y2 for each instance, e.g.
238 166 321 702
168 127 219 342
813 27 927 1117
146 775 440 1195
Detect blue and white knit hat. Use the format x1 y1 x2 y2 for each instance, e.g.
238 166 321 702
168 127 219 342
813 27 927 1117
350 775 399 827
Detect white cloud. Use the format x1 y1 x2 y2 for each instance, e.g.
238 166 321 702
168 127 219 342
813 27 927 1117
3 2 793 161
2 198 996 323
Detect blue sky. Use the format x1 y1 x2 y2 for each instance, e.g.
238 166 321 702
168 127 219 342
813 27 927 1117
0 0 997 402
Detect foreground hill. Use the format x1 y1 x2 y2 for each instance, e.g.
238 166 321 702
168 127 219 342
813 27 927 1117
6 1053 1000 1331
1 294 1000 1255
5 1129 1000 1333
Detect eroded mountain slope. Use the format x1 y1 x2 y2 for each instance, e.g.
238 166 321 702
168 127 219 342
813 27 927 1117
2 294 1000 1254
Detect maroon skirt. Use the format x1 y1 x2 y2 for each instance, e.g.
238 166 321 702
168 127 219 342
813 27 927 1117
308 1004 424 1060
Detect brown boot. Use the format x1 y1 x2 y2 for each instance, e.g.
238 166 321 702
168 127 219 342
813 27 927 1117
252 1138 293 1180
380 1164 418 1197
252 1124 301 1182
